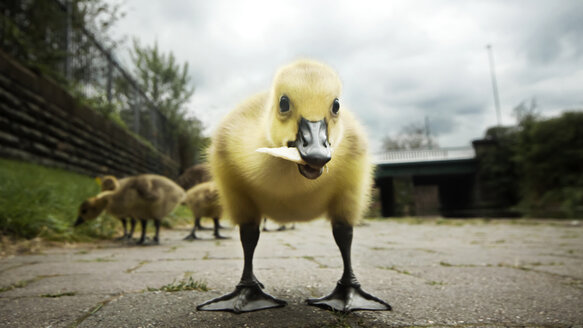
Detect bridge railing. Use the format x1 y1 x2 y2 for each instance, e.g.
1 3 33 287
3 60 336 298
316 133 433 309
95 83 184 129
0 0 177 160
373 147 475 164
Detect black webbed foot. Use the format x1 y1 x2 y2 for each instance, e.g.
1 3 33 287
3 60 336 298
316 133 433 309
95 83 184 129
197 283 286 313
183 233 200 240
214 234 230 240
137 237 159 246
307 281 391 313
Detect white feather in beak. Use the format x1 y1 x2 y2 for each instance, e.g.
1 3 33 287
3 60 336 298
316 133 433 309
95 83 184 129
256 147 307 165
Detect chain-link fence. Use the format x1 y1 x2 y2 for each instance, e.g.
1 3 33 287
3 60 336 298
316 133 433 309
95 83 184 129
0 0 177 160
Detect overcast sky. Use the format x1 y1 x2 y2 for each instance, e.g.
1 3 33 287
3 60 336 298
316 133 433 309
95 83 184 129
106 0 583 152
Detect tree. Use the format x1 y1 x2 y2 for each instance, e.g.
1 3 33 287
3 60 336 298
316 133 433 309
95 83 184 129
128 39 205 170
0 0 125 81
382 121 438 151
515 111 583 217
130 39 194 125
513 98 539 128
476 98 583 218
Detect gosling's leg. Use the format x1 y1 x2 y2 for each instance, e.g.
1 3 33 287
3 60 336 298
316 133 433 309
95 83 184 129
213 218 228 239
184 216 200 240
196 217 212 231
197 222 286 313
115 218 128 241
128 218 136 239
137 219 147 245
307 222 391 312
262 218 269 232
153 219 161 244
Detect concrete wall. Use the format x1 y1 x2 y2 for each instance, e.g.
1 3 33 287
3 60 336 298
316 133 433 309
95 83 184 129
0 50 179 178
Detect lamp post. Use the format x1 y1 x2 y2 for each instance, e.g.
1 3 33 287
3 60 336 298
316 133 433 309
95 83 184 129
486 44 502 126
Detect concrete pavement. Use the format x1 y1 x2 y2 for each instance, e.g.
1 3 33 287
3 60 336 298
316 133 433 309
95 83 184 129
1 218 582 327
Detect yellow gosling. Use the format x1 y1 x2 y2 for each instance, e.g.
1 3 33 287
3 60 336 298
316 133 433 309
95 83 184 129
197 60 390 313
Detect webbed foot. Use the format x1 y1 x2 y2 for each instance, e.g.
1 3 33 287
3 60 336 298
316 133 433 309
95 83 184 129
137 237 159 246
307 281 391 313
214 234 230 240
114 235 129 241
197 283 286 313
183 233 200 240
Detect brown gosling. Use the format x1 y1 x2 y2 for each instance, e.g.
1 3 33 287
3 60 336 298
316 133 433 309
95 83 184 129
76 174 185 245
183 181 227 240
98 175 136 240
176 163 222 231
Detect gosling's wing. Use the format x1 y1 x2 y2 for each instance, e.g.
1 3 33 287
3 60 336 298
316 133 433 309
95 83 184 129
131 177 160 202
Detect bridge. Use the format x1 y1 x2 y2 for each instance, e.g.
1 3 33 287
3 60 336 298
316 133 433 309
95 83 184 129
373 147 481 218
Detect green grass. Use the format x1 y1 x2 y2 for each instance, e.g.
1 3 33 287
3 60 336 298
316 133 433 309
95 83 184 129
125 260 150 273
378 265 411 275
0 158 192 242
0 274 61 293
148 277 208 292
161 204 192 228
427 280 446 286
0 158 106 241
0 279 32 292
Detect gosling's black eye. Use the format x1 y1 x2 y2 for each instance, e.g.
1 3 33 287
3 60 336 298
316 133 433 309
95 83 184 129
279 95 290 113
332 98 340 115
81 209 87 214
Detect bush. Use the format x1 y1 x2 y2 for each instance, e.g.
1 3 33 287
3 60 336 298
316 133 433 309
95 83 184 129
477 111 583 218
516 111 583 217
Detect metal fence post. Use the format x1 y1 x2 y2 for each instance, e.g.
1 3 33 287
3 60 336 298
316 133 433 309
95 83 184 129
150 106 158 149
133 86 140 135
64 0 72 80
106 56 113 105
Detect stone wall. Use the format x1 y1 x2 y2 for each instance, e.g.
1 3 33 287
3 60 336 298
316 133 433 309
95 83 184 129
0 50 179 179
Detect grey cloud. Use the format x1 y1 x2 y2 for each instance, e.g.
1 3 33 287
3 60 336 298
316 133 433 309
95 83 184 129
108 0 583 151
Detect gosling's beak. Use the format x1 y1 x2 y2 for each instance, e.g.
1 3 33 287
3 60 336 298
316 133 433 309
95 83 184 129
294 117 331 179
74 216 84 227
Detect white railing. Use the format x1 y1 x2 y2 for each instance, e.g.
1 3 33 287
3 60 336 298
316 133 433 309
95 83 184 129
373 147 475 164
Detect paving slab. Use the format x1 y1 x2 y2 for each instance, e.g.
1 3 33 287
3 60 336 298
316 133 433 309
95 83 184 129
1 219 582 327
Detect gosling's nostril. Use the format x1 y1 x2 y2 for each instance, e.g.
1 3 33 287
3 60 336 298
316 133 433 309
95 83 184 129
296 117 331 168
303 152 331 168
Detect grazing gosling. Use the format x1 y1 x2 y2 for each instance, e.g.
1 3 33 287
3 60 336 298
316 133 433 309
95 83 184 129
183 181 226 240
197 60 391 313
75 174 185 244
176 163 212 190
176 163 218 231
99 175 136 240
